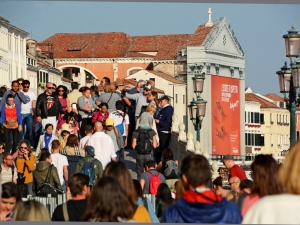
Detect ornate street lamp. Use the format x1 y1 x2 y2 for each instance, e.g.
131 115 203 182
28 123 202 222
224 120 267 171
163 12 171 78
277 26 300 146
188 64 207 142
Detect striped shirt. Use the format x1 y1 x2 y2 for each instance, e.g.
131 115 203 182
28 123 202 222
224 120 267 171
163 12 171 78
0 164 17 184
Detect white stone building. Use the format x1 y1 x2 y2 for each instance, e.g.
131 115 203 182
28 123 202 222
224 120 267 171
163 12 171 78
0 16 29 87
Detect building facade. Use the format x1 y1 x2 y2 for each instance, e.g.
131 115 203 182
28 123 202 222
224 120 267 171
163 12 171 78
0 16 29 87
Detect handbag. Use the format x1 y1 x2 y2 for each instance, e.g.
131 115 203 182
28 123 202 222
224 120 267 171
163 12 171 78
5 120 18 127
36 165 64 197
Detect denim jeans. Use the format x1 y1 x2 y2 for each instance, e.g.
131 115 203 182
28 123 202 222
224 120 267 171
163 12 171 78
22 113 33 145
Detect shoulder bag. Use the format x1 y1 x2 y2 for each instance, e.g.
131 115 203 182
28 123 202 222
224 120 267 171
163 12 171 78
36 165 64 197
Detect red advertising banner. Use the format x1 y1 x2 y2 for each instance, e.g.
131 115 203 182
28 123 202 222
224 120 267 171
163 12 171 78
211 75 240 155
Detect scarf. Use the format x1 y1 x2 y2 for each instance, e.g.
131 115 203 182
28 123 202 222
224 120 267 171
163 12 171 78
44 133 53 150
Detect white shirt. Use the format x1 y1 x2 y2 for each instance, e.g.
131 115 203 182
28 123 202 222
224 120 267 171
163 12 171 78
108 110 129 136
80 135 92 149
21 91 36 114
51 153 68 185
87 132 116 169
242 193 300 224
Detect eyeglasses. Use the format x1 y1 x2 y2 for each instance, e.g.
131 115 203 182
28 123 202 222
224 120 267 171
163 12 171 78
20 146 28 149
58 90 65 92
23 86 29 88
19 83 23 85
4 158 13 161
47 87 55 89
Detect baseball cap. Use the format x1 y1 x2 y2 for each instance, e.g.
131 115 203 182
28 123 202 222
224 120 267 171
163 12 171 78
85 145 95 157
158 95 170 101
105 118 114 126
222 154 234 161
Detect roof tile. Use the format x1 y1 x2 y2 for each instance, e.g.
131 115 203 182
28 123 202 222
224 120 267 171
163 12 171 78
245 93 279 108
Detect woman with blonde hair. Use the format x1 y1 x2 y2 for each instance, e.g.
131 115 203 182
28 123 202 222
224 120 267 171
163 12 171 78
14 200 50 221
242 141 300 224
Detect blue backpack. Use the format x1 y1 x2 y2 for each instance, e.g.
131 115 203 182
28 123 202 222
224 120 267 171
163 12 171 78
82 158 96 184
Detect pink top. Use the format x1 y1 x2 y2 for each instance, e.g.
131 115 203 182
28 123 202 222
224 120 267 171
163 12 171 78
59 98 67 111
241 194 260 217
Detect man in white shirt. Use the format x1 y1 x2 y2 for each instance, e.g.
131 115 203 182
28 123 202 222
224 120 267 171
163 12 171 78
79 125 93 149
0 153 17 184
20 80 36 145
50 140 68 192
109 100 129 162
87 121 116 169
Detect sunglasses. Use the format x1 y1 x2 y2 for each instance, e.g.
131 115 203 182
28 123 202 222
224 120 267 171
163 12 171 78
23 86 29 88
20 146 28 149
47 87 55 89
19 83 23 85
58 90 65 92
0 147 4 149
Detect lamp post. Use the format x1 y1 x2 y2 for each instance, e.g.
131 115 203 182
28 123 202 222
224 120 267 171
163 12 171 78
277 26 300 146
188 64 207 142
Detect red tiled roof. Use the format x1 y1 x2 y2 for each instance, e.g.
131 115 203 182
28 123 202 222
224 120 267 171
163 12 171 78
41 32 131 58
264 93 284 102
129 34 191 60
144 70 185 84
41 23 214 60
184 25 214 47
245 93 279 108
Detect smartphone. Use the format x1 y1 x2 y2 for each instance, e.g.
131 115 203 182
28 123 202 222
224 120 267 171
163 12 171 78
72 104 77 109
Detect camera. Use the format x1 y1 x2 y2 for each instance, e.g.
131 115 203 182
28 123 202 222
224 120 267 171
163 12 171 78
17 173 26 184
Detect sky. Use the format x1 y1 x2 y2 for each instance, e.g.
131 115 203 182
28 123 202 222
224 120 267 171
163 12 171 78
0 1 300 95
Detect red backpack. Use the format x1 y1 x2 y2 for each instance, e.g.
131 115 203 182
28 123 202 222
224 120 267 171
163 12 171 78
147 172 161 196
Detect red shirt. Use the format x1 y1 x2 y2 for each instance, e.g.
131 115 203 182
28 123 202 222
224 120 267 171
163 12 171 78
229 164 247 181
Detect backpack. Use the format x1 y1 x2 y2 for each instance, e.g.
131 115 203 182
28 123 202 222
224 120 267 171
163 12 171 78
82 158 96 184
163 160 179 179
135 129 153 154
147 171 161 196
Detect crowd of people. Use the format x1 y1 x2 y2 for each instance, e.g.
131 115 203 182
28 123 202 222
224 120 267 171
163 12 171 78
0 77 299 223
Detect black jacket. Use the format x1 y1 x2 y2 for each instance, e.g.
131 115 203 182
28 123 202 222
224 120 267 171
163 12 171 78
36 92 63 119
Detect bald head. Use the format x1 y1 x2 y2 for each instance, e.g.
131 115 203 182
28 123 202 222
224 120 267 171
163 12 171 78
94 121 103 132
229 176 240 192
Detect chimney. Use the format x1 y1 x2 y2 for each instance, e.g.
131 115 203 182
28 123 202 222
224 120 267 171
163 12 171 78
205 8 214 27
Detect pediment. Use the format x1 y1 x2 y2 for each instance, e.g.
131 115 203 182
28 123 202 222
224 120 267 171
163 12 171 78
203 17 244 58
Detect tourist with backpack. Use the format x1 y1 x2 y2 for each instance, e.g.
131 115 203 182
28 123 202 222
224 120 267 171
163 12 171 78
156 148 179 192
140 160 166 196
132 112 158 180
52 173 90 221
75 146 103 184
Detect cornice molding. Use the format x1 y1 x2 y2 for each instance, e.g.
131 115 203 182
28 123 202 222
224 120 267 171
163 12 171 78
54 57 153 64
206 50 245 60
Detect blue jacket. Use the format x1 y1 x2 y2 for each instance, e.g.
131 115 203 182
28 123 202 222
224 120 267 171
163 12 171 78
0 104 22 126
161 198 242 224
155 105 174 132
0 90 30 112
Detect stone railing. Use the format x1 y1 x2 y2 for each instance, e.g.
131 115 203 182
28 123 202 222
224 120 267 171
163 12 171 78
170 115 219 181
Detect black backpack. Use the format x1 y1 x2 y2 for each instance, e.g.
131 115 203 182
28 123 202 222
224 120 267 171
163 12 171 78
135 129 153 154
